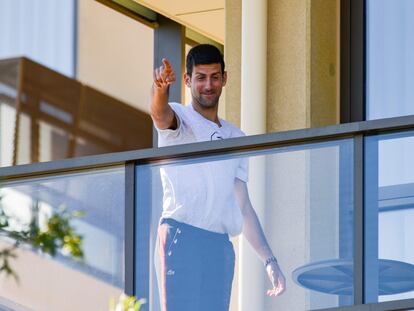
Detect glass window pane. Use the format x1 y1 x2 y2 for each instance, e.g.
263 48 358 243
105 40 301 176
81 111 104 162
366 0 414 120
137 139 354 310
365 131 414 303
0 166 125 310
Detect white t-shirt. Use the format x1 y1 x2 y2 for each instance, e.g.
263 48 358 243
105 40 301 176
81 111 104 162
156 102 248 236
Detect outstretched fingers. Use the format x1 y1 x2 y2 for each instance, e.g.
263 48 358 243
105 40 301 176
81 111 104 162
153 67 164 87
153 58 175 88
166 72 176 84
162 58 175 84
162 58 172 74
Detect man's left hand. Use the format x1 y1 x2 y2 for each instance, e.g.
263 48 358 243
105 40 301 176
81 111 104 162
266 261 286 297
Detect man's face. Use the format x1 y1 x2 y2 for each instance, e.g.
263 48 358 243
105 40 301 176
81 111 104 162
184 63 227 109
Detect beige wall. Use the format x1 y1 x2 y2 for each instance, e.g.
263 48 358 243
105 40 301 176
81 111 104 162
77 0 154 113
267 0 311 132
310 0 340 127
225 0 242 127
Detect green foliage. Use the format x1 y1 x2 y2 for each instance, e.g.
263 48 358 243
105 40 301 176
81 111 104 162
0 195 84 280
29 205 85 259
0 194 146 311
109 293 146 311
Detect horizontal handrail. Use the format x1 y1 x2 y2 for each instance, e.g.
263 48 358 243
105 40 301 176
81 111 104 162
318 297 414 311
1 114 414 180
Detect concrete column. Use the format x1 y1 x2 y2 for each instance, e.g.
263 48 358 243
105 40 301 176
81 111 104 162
240 1 268 311
241 0 267 135
239 156 266 311
154 16 185 104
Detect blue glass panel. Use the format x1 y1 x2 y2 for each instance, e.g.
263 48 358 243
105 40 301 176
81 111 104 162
0 166 125 310
136 139 354 310
365 131 414 303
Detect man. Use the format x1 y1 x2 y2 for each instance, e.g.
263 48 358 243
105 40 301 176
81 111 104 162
151 44 285 311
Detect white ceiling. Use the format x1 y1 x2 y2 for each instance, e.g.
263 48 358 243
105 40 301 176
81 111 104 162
134 0 225 44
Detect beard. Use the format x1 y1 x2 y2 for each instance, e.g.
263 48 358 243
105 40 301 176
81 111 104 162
193 92 221 108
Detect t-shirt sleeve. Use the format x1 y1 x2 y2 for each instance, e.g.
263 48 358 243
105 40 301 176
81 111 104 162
229 127 249 182
155 102 186 146
236 157 249 182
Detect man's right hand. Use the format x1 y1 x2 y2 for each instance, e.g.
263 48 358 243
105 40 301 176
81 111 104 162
150 58 178 130
153 58 176 90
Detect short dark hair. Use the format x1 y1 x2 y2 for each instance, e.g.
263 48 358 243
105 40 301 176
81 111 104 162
186 44 225 76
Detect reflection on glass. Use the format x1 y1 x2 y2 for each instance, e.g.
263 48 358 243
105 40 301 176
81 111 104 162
0 58 153 168
367 0 414 119
365 131 414 303
137 139 354 310
0 166 125 311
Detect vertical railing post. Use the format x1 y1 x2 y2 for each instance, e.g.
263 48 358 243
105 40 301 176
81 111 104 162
364 135 379 303
134 162 152 306
125 161 136 296
353 134 365 304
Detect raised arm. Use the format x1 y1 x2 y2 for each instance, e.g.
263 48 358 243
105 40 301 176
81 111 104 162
150 58 178 130
234 178 286 297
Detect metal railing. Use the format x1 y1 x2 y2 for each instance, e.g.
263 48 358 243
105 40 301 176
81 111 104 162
1 114 414 310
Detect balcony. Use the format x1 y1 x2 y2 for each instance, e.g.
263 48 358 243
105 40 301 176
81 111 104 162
1 115 414 310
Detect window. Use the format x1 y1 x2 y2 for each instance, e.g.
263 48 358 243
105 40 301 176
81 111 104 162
366 0 414 120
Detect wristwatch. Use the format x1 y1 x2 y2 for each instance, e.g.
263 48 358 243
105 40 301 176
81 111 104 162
265 256 278 267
